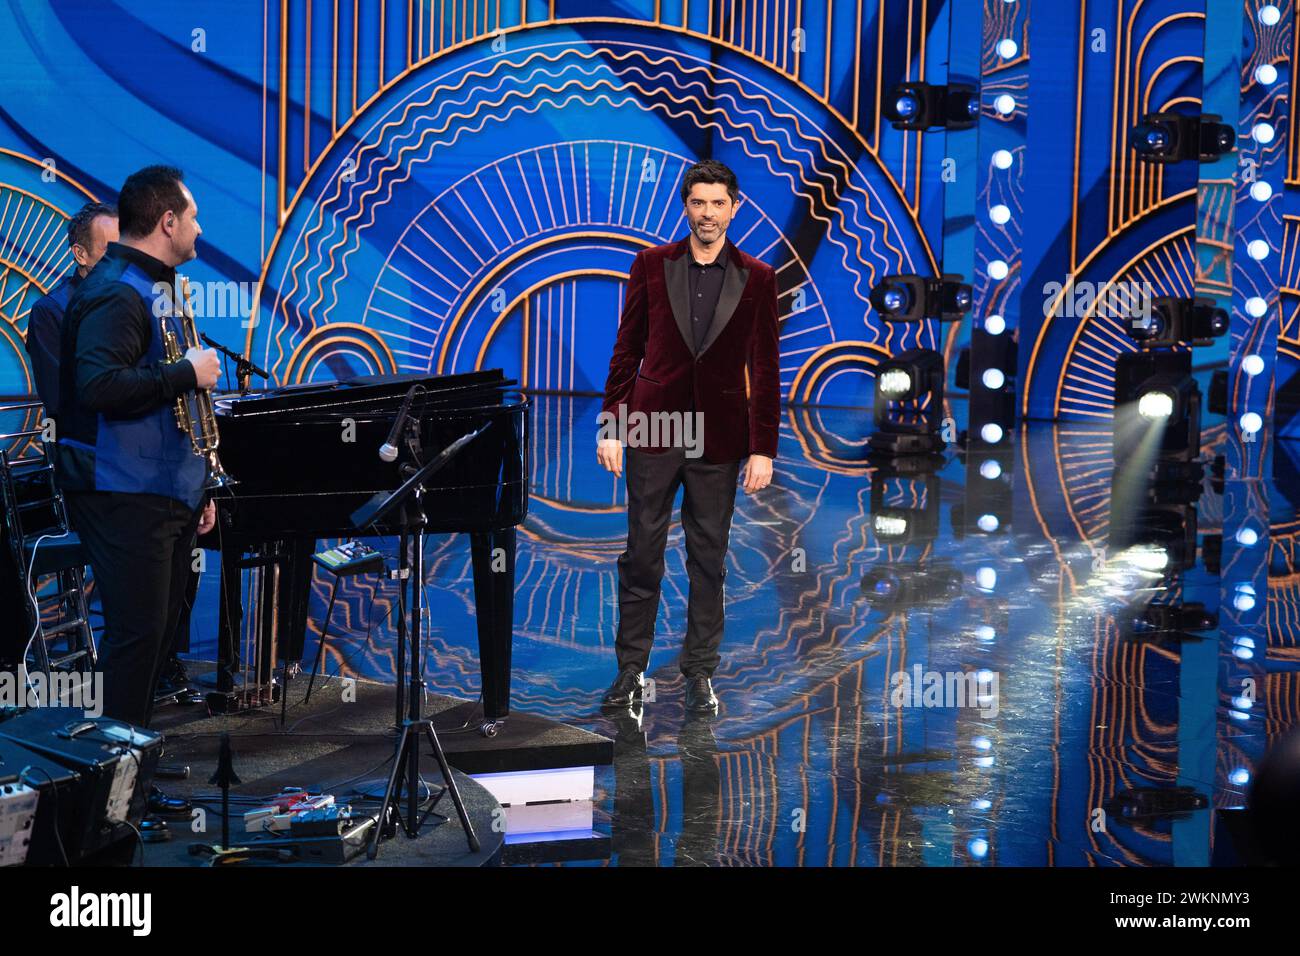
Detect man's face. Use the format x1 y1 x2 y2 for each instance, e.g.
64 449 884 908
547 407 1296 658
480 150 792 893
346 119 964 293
684 182 739 246
163 183 202 264
72 214 119 274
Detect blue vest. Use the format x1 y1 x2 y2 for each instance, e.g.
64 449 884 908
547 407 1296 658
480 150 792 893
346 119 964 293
62 264 208 510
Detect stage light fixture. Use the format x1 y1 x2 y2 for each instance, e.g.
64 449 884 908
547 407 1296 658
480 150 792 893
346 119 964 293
1118 611 1210 650
1107 473 1206 582
870 274 973 323
1107 787 1210 824
1125 296 1228 348
878 367 914 397
1114 350 1203 475
869 462 941 545
1129 112 1236 163
1137 388 1175 421
1109 497 1201 579
870 348 947 456
860 562 963 610
883 82 979 131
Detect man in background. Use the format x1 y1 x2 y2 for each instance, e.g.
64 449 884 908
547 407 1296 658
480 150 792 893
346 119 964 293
26 201 118 417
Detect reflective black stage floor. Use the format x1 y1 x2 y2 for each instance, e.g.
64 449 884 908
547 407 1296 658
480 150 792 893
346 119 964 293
188 396 1300 866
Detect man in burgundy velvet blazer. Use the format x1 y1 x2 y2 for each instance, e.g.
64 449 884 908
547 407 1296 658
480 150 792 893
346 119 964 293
596 160 779 715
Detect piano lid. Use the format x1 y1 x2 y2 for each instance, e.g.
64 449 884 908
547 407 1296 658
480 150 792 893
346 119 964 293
216 369 519 418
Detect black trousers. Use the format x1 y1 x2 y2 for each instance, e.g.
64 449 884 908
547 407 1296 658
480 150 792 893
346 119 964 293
66 491 201 728
616 447 741 677
611 715 721 866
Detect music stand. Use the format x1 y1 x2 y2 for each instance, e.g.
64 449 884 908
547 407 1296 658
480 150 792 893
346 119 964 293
351 425 487 859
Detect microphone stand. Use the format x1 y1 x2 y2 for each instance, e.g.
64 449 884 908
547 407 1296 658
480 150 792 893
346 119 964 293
348 423 488 859
201 334 269 395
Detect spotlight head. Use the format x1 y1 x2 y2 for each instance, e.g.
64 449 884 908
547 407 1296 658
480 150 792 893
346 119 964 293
1114 350 1202 467
878 367 914 398
1135 602 1218 635
883 83 979 131
1134 370 1193 424
1144 126 1171 150
873 512 910 539
861 563 963 609
948 282 974 314
894 91 921 120
871 348 947 456
871 275 923 320
1109 499 1200 578
869 467 941 544
1198 115 1236 160
1138 388 1176 421
1203 305 1230 337
945 86 980 129
1130 114 1182 162
873 348 945 419
1126 298 1172 343
870 274 973 323
1130 112 1236 163
863 568 901 603
1126 296 1229 348
880 283 914 316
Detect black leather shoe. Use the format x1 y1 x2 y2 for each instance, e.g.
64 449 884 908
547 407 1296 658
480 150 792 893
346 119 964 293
159 657 190 688
684 675 718 715
601 668 645 709
148 786 192 817
139 815 172 843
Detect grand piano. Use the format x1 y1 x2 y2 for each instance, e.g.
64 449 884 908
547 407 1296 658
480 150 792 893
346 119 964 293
210 368 530 735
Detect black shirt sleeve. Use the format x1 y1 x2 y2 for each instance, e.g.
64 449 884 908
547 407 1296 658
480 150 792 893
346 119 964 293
25 297 63 414
74 283 197 417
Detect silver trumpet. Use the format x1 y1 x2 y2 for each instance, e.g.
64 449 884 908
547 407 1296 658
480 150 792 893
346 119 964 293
164 275 233 489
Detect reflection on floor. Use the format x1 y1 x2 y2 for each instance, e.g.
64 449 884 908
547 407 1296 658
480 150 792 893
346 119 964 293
186 394 1300 866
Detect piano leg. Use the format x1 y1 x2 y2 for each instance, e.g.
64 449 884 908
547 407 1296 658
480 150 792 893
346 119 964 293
470 527 515 734
215 543 243 694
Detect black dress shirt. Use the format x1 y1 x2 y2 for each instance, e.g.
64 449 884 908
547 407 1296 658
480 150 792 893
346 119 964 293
25 272 82 417
689 241 728 354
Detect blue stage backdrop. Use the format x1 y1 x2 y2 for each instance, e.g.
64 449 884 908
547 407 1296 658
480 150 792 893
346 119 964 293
0 0 1291 441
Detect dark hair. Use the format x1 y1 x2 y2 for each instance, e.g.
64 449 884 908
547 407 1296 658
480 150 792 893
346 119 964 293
117 165 188 238
66 201 117 249
680 159 739 204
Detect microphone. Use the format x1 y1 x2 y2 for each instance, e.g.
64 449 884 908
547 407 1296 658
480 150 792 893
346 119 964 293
379 384 420 462
200 334 269 379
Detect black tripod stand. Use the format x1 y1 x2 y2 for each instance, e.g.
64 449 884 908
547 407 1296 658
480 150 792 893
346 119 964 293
350 426 487 859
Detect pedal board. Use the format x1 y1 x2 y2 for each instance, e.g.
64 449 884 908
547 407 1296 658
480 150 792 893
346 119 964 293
312 540 384 577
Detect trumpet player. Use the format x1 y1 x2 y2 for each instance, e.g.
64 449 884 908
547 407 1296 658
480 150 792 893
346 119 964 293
58 165 221 730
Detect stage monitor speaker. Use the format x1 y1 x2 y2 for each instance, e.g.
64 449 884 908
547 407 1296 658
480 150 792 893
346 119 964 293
0 708 162 862
0 737 80 866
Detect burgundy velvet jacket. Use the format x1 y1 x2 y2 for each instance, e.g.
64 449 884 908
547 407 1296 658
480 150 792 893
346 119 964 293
600 236 780 463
